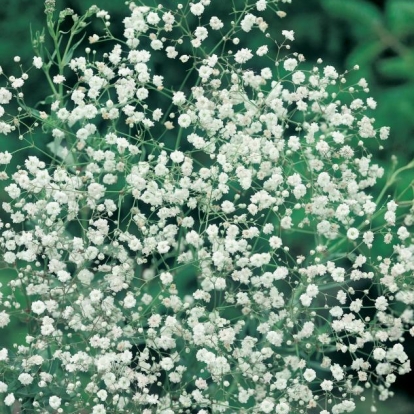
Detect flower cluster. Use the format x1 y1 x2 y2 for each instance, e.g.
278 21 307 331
0 0 413 413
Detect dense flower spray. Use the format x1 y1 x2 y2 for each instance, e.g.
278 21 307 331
0 0 413 413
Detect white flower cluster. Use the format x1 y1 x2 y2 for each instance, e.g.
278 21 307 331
0 0 413 413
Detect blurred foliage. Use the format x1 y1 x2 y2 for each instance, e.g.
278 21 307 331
0 0 413 412
285 0 414 165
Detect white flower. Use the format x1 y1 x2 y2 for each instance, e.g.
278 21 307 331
256 0 267 11
95 389 107 402
123 294 136 308
194 26 208 41
241 14 256 32
282 30 295 41
33 56 43 69
170 150 184 163
160 272 173 285
330 306 343 318
162 11 175 25
260 398 274 413
0 311 10 328
0 348 8 361
147 12 160 25
281 216 292 229
0 151 12 164
178 114 192 128
92 404 107 414
0 121 12 135
88 183 106 200
31 300 46 315
190 2 205 16
18 373 34 385
46 201 61 216
380 126 390 140
269 236 282 249
347 227 359 240
198 65 212 79
234 48 253 64
4 393 14 406
276 402 290 414
5 183 20 199
0 88 12 104
283 58 298 71
221 200 235 214
320 379 333 391
292 71 305 84
323 65 338 79
11 78 24 88
53 75 66 84
165 46 178 59
330 363 344 381
209 16 223 30
375 296 388 311
266 330 283 346
150 39 163 50
172 91 186 105
367 97 377 109
256 45 268 56
157 241 170 254
363 231 374 247
3 252 15 264
160 357 174 371
373 348 386 361
303 368 316 382
136 87 149 100
306 284 319 298
300 294 312 307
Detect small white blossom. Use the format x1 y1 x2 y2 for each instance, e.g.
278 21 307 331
282 30 294 41
178 114 192 128
53 75 66 84
190 2 205 16
4 393 15 406
33 56 43 69
234 48 253 64
283 58 298 71
347 227 359 240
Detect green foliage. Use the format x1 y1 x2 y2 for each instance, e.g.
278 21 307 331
321 0 383 37
386 0 414 35
301 0 414 163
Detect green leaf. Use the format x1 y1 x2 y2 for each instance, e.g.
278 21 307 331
35 94 57 107
386 0 414 35
378 54 414 80
346 41 384 67
377 84 414 137
321 0 382 37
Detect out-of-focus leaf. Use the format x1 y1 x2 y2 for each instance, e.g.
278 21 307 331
35 94 56 107
386 0 414 36
376 83 414 157
288 14 325 48
321 0 382 37
378 54 414 80
346 41 384 67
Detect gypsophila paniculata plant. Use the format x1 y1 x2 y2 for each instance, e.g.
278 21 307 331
0 0 413 413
